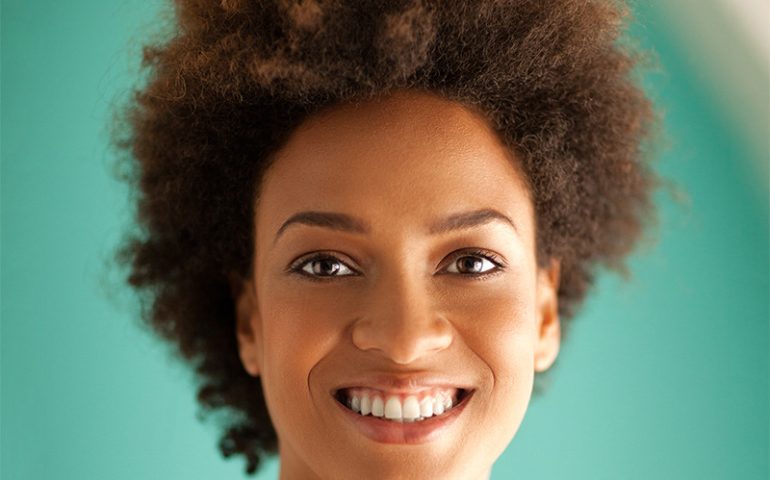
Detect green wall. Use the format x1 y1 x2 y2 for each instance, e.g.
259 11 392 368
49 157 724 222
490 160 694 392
2 1 767 478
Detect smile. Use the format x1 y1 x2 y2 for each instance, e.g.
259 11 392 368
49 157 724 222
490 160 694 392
332 385 474 444
335 387 468 422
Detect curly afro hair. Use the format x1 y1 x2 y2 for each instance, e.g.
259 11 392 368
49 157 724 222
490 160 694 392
116 0 657 474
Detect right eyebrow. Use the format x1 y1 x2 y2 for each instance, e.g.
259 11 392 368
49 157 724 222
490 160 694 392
273 211 369 244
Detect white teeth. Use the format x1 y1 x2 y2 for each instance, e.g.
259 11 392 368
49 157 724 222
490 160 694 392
371 396 385 417
419 397 434 418
341 388 463 422
384 397 402 420
360 394 371 416
433 396 445 415
402 396 420 421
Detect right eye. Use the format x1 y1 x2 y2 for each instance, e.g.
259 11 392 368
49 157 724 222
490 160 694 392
290 253 359 278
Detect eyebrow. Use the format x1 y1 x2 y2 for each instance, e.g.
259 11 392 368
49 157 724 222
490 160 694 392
428 208 517 235
274 211 369 244
273 208 516 244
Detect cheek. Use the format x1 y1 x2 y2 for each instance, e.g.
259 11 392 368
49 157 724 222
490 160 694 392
258 272 540 383
447 274 539 363
260 280 357 344
255 279 353 390
252 280 353 447
446 275 539 438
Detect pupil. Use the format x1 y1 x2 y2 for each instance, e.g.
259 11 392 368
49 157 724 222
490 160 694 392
458 257 482 273
315 259 340 275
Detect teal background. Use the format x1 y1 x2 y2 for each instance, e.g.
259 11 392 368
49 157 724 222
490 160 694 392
2 1 767 479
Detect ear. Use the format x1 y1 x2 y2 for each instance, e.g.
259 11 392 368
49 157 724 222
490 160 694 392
229 272 261 377
534 258 561 373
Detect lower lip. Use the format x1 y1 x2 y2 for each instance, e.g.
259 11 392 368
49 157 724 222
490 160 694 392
333 392 473 444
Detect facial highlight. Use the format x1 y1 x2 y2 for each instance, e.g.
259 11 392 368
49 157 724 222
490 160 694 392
235 90 560 480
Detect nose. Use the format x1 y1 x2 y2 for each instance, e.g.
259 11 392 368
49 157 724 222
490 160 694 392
351 273 453 364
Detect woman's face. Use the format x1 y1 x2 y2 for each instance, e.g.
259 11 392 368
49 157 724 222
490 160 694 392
235 90 560 480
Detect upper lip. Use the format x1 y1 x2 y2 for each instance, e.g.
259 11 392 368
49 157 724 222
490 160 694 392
330 372 475 395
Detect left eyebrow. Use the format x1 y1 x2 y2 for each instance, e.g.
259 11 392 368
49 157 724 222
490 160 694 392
428 208 517 236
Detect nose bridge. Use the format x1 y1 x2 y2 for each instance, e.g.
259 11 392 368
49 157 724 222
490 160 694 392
351 264 453 364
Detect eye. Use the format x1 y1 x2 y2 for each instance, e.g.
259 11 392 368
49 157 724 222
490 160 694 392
440 249 504 276
290 253 358 278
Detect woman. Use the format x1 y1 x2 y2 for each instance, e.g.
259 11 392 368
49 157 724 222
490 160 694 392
117 0 657 478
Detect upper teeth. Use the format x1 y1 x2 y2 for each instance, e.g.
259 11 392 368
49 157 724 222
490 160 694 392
341 388 457 422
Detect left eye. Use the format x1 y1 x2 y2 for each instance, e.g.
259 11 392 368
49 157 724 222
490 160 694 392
442 254 500 275
297 256 357 277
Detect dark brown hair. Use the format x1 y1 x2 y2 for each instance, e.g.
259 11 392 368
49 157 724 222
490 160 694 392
116 0 657 474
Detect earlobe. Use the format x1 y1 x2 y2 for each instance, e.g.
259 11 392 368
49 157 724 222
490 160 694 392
230 273 261 377
534 259 561 373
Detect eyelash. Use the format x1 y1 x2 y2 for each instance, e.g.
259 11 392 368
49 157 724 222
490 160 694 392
441 248 506 279
287 248 506 281
287 251 361 282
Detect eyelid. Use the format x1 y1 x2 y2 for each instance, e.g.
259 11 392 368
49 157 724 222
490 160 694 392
287 251 362 278
286 248 506 279
436 248 507 275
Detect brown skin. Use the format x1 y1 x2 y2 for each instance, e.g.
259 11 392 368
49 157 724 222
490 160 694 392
119 1 657 471
235 90 560 479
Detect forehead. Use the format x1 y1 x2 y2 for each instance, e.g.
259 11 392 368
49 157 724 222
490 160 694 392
256 90 534 240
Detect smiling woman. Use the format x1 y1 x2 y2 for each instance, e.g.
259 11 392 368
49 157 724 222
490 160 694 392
233 92 560 477
116 0 657 478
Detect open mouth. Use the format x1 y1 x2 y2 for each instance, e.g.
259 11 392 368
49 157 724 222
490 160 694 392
334 387 472 423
